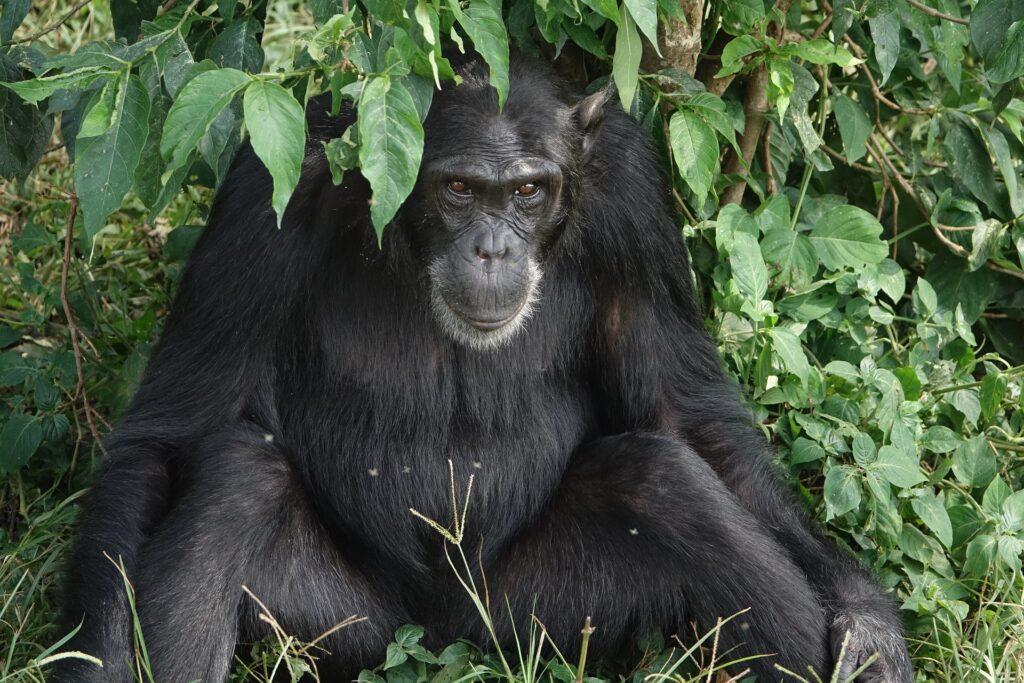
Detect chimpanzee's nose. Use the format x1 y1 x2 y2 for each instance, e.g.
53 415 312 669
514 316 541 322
474 232 509 262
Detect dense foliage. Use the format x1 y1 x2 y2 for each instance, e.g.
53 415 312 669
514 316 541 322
1 0 1023 680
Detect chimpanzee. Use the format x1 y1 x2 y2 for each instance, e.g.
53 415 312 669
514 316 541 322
54 53 913 682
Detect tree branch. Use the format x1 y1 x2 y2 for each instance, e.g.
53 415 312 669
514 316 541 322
906 0 969 25
721 64 769 205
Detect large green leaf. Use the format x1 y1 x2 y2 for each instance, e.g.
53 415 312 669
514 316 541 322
971 0 1024 63
209 18 265 73
357 75 425 240
454 0 509 108
824 465 861 518
669 109 717 205
0 411 42 474
868 11 899 85
0 52 53 181
831 93 871 163
0 66 111 104
952 436 997 488
944 122 1005 215
807 205 887 270
612 3 642 110
989 20 1024 83
243 80 307 228
74 73 151 247
730 232 769 303
871 445 927 489
623 0 658 52
160 67 250 180
761 227 818 288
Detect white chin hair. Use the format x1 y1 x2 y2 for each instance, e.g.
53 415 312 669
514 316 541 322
429 258 542 351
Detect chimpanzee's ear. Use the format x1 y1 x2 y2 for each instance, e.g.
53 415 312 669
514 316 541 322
572 86 613 150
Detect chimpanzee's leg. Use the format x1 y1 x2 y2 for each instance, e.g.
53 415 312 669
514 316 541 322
132 424 406 682
456 433 830 681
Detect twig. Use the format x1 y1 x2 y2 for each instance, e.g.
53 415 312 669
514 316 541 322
843 37 937 116
763 122 776 195
820 143 880 174
810 13 833 39
906 0 969 25
60 197 107 454
3 0 92 45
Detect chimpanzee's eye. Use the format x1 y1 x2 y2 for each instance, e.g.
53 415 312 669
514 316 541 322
515 183 538 197
447 180 470 195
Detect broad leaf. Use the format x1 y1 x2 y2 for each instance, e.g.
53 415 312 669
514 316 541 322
612 3 642 110
669 109 717 205
160 68 250 180
357 75 425 240
243 80 307 228
74 73 151 247
807 205 887 270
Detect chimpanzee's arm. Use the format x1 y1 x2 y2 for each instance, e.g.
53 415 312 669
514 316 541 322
594 283 913 682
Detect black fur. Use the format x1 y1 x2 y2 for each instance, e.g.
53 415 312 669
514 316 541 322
55 56 912 682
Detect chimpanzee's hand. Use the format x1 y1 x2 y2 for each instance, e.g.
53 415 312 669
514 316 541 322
830 612 913 682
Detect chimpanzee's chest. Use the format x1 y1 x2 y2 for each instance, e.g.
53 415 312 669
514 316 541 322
277 350 599 572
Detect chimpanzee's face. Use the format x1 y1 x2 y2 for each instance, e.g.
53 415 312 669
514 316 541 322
415 87 577 351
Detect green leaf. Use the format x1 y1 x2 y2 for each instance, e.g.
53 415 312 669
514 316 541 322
911 491 953 547
964 534 996 576
612 3 642 110
872 445 926 489
0 411 42 474
455 0 510 108
921 426 961 453
971 0 1024 62
852 432 877 466
824 465 861 518
0 66 110 104
831 93 871 163
868 11 900 84
944 123 1005 215
716 35 762 78
989 20 1024 83
926 253 997 323
74 73 151 248
209 18 265 73
769 328 811 384
668 109 717 205
243 80 306 228
394 624 424 647
987 127 1023 216
686 92 739 153
721 0 765 34
766 58 795 120
0 53 53 181
949 389 982 427
384 643 408 669
952 436 997 488
790 437 825 464
160 68 250 180
1002 490 1024 532
624 0 659 52
761 228 818 288
357 75 425 240
807 205 887 270
0 0 31 42
729 233 768 303
980 371 1008 421
785 39 860 67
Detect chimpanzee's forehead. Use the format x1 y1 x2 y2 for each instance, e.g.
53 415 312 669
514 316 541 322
422 98 571 170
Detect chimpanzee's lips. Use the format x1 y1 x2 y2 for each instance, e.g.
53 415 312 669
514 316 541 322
461 299 529 331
